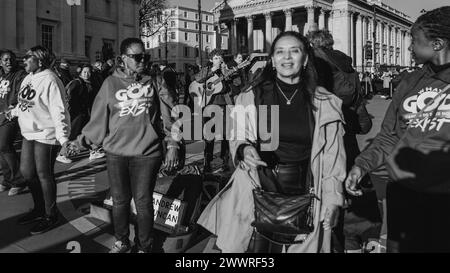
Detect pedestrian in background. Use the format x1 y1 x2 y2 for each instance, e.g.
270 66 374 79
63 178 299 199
0 49 28 196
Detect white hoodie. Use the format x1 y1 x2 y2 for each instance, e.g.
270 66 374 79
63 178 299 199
12 69 70 145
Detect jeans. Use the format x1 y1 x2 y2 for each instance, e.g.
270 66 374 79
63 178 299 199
0 122 24 187
20 139 59 217
107 153 162 252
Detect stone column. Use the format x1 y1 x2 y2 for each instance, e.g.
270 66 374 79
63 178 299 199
328 10 335 34
265 12 273 51
247 15 254 53
305 5 316 35
236 18 242 53
0 0 17 50
389 25 394 65
22 0 37 51
284 9 293 32
362 16 367 45
400 30 404 66
61 3 72 56
74 4 85 57
356 14 364 71
319 9 326 30
405 32 411 67
394 27 399 65
135 2 140 37
231 19 237 55
349 11 354 62
117 0 124 53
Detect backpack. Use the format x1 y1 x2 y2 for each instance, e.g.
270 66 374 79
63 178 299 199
315 48 360 107
315 48 372 134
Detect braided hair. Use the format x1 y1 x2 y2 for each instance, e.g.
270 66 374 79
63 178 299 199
412 6 450 42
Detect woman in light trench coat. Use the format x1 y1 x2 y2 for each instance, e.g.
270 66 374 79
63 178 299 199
197 31 347 253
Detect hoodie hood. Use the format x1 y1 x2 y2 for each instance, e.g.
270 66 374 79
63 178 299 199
112 67 152 83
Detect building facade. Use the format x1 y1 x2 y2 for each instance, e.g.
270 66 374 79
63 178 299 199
142 6 216 73
0 0 140 64
213 0 414 71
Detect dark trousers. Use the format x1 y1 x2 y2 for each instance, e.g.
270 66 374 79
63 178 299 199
107 153 162 251
387 182 450 252
0 122 24 187
20 139 59 217
203 105 230 166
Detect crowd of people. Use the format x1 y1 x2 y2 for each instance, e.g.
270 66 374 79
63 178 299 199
0 6 449 253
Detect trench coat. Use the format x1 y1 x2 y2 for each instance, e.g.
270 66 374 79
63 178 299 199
197 84 347 253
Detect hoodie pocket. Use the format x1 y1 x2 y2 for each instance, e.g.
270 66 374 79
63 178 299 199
103 118 161 156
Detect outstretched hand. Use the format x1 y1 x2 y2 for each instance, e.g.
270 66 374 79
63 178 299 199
60 141 81 157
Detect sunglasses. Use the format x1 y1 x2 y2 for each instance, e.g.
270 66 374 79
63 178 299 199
125 53 150 63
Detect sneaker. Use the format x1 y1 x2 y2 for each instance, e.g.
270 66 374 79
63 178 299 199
0 184 10 192
56 154 73 164
18 209 44 225
8 186 27 196
89 149 106 160
30 215 59 235
109 240 131 253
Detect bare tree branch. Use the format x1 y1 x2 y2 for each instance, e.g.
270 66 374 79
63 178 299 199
138 0 172 38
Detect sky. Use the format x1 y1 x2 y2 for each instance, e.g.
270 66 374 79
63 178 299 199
383 0 449 21
168 0 449 19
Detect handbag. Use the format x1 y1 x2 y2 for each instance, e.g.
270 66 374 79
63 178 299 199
251 164 318 245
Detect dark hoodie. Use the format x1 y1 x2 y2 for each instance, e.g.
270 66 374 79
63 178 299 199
0 68 27 126
355 63 450 194
79 68 179 157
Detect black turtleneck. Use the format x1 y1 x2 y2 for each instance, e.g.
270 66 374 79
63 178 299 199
262 78 312 163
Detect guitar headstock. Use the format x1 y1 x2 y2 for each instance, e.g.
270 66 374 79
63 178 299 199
237 52 269 69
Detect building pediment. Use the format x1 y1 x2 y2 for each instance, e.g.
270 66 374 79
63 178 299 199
213 0 275 12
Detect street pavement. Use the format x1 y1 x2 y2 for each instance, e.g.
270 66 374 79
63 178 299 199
0 95 391 253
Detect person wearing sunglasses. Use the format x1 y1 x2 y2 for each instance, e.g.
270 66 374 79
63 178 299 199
67 38 180 253
6 46 71 235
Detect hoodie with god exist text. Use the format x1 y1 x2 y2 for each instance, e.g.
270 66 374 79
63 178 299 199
12 69 71 145
355 64 450 194
79 68 180 157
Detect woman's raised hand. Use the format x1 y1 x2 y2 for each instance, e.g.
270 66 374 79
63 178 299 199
243 145 267 169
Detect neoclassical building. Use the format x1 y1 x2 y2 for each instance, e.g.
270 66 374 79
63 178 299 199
213 0 414 71
0 0 140 63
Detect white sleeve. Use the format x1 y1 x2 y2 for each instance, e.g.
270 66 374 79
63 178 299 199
45 79 71 145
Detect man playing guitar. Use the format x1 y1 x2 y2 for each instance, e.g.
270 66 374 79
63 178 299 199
194 49 232 173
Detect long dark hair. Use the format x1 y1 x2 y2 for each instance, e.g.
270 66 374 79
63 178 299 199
250 31 318 110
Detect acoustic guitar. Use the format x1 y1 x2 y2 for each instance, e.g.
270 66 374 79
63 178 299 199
189 53 266 107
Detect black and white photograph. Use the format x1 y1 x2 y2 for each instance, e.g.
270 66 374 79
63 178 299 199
0 0 449 263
